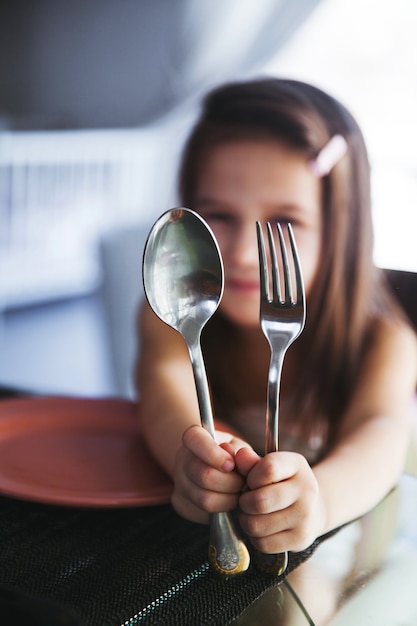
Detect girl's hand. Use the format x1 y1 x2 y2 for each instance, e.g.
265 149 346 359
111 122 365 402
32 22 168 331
235 447 326 553
171 425 247 524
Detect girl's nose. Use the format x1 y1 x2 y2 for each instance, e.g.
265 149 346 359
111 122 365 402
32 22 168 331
230 222 259 267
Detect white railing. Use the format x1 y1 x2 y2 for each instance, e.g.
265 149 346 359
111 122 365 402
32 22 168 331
0 122 187 308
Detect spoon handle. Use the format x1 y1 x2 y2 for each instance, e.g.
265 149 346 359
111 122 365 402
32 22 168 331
187 338 250 575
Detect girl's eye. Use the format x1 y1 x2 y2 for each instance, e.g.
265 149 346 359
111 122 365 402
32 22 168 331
272 216 301 229
200 211 234 225
270 218 292 228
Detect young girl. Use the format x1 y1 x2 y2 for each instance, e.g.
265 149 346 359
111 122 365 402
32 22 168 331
136 78 417 556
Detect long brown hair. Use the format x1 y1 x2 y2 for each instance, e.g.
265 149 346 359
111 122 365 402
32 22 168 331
178 78 398 445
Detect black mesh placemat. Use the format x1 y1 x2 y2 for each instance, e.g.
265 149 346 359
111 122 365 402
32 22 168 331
0 495 339 626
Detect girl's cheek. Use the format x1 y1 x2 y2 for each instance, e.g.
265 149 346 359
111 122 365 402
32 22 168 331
208 224 231 251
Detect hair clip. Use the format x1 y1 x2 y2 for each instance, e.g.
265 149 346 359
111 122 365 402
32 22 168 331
309 134 348 178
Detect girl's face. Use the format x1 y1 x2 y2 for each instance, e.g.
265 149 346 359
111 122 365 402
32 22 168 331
194 140 322 328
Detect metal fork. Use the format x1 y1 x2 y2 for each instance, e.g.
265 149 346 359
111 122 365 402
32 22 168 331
255 221 306 575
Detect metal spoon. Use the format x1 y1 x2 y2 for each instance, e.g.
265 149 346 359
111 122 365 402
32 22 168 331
142 207 250 576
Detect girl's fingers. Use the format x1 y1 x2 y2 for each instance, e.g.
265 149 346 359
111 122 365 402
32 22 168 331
173 453 242 519
239 482 296 515
239 507 290 539
243 528 294 555
177 475 241 514
182 425 235 472
219 441 235 457
242 451 307 490
171 490 209 524
234 446 260 477
186 452 245 492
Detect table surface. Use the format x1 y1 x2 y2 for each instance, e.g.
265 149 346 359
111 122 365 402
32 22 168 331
234 473 417 626
0 393 416 626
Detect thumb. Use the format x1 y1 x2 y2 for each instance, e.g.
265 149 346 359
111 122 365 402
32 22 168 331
235 447 260 478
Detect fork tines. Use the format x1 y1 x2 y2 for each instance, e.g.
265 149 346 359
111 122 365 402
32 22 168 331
256 221 304 307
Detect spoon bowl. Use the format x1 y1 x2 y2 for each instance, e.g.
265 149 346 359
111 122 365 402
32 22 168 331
143 207 223 347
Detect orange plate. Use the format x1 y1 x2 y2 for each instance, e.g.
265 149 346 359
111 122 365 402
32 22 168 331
0 397 173 508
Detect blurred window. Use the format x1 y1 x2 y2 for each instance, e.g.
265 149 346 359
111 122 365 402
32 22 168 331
264 0 417 272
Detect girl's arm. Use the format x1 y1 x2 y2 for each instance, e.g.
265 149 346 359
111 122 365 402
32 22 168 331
136 301 246 521
136 300 200 477
313 320 417 532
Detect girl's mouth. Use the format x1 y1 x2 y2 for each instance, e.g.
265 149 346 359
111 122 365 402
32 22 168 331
226 277 260 294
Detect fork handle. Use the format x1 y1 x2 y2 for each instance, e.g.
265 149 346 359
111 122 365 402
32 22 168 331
265 342 287 454
187 337 250 575
256 343 289 576
254 550 288 576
